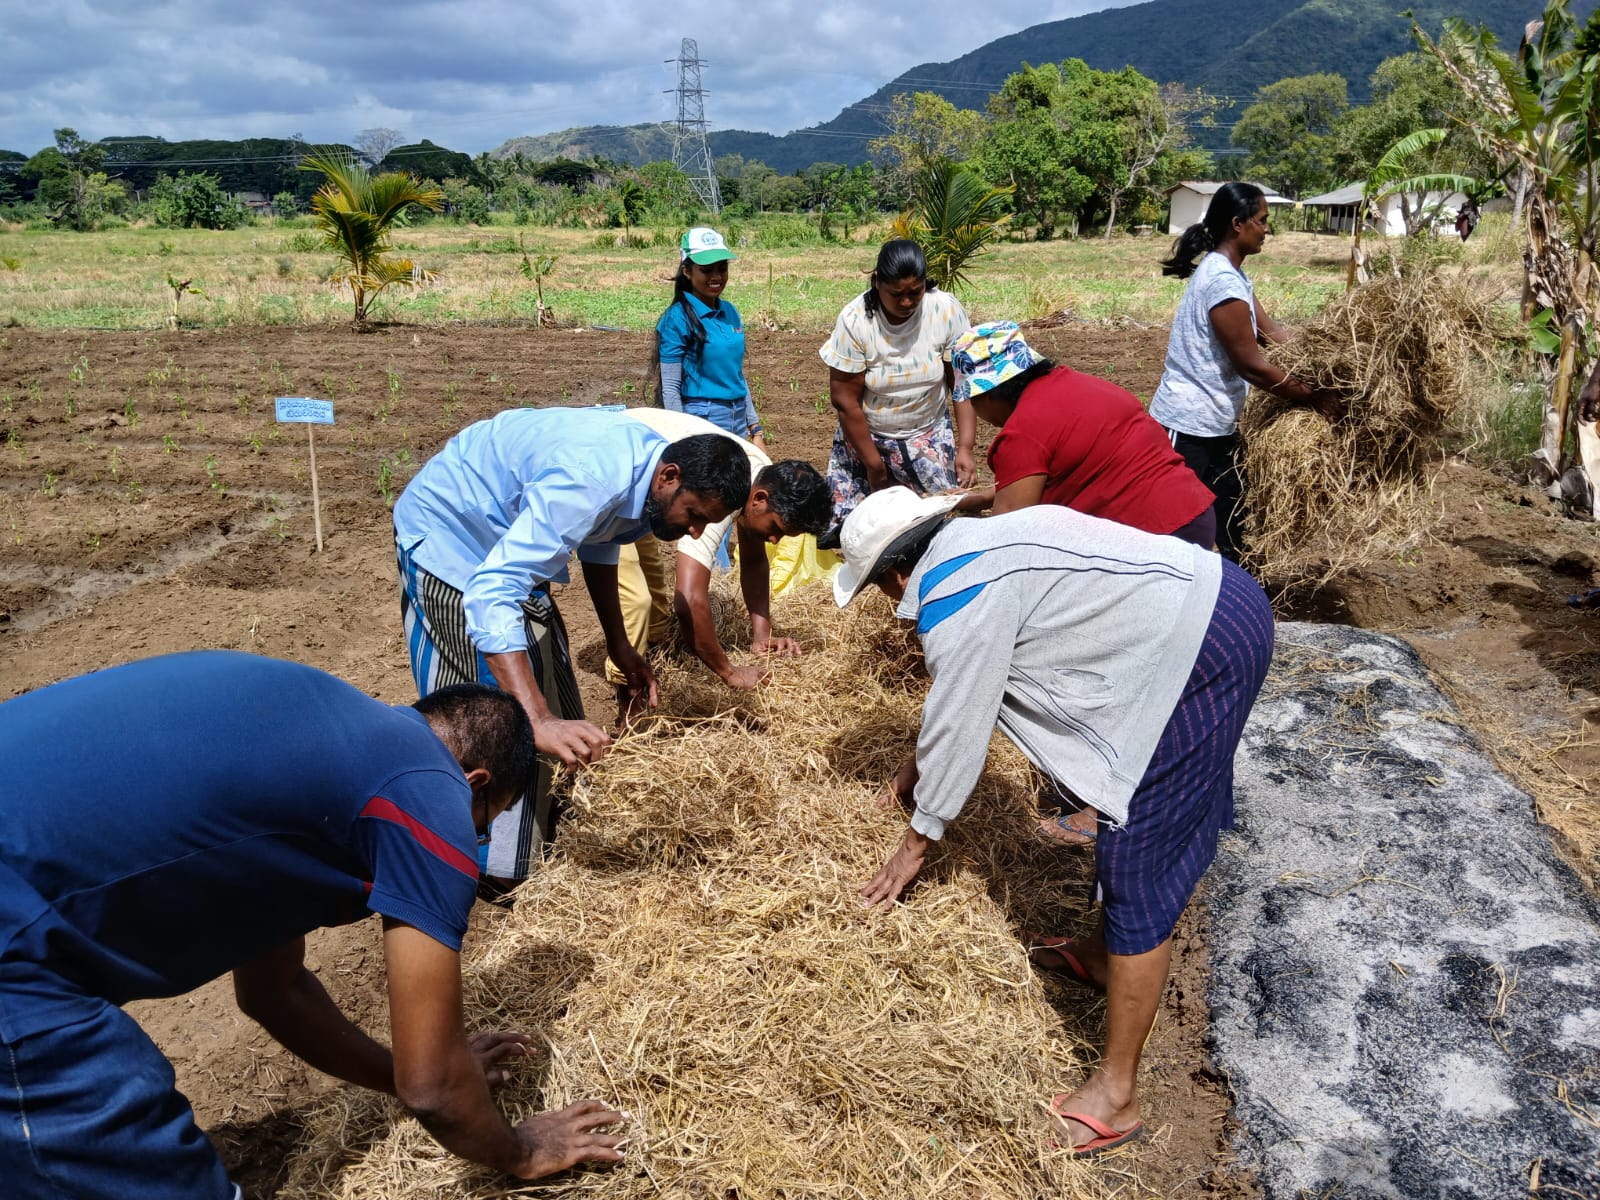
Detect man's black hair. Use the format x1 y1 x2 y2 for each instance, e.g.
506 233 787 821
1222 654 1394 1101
754 459 832 535
413 683 537 801
662 433 752 512
872 513 949 582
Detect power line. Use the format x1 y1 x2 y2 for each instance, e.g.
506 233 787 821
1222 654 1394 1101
665 38 721 214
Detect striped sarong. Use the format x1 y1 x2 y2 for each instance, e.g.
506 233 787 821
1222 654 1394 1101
1095 557 1275 955
396 540 583 881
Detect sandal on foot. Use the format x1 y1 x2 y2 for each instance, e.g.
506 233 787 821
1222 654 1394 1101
1027 935 1106 992
1046 1097 1144 1158
1034 810 1097 847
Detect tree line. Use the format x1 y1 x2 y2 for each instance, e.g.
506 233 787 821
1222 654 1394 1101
0 20 1573 242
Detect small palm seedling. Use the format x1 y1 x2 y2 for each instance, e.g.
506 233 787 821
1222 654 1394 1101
891 160 1013 292
300 149 444 325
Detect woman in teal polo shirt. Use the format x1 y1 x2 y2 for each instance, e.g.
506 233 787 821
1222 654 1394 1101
656 227 765 451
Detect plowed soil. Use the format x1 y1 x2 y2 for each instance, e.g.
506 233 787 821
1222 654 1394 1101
3 320 1597 1198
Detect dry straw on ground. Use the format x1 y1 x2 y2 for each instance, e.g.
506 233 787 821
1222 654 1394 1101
1239 267 1500 585
281 587 1125 1200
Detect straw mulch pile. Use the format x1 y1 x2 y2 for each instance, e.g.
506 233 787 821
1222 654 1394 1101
1239 267 1500 584
280 586 1122 1200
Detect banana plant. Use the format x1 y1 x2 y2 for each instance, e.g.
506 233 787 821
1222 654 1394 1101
1416 2 1600 475
299 149 444 324
1345 127 1483 289
890 160 1014 292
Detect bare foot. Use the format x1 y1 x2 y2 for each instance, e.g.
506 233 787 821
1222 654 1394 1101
512 1100 630 1179
1046 1077 1142 1156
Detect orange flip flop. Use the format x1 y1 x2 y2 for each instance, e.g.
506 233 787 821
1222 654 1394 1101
1026 935 1106 993
1046 1097 1144 1158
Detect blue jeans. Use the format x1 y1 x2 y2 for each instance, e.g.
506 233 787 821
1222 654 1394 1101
1 991 236 1198
682 396 746 569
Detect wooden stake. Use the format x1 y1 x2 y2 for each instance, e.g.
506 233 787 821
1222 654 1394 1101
308 424 324 553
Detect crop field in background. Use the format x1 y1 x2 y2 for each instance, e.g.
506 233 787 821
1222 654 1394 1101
0 212 1524 334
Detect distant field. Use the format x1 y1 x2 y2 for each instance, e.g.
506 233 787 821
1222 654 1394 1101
0 213 1522 333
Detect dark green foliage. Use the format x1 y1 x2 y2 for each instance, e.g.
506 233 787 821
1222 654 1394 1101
0 149 25 203
485 0 1562 174
530 158 597 189
24 129 122 229
439 178 490 223
814 0 1557 160
98 136 346 201
1231 74 1349 198
378 140 483 186
147 172 245 230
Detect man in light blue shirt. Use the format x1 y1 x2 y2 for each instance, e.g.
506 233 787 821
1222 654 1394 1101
394 406 751 882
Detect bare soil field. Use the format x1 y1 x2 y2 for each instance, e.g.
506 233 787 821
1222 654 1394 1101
3 320 1597 1198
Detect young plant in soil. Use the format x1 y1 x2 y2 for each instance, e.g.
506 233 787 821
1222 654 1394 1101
165 275 208 329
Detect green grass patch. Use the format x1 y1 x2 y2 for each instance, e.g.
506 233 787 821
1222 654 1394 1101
0 214 1526 337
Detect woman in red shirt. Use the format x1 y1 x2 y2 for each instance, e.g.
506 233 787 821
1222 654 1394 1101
953 321 1219 855
955 321 1216 542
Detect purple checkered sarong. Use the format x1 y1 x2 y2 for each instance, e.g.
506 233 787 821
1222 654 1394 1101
1095 558 1275 955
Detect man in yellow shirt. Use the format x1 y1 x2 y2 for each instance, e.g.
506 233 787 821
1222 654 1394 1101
606 408 830 719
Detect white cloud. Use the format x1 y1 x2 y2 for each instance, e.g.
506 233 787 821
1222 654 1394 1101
0 0 1136 155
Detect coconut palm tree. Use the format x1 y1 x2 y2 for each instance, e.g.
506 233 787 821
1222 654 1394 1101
300 149 444 325
890 160 1014 291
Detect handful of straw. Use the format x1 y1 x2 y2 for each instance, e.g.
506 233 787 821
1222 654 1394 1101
1239 268 1499 584
281 589 1125 1200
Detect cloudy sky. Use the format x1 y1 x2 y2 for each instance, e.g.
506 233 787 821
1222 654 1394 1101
3 0 1138 157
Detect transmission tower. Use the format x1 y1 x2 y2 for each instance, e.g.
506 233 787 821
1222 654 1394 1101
665 38 722 215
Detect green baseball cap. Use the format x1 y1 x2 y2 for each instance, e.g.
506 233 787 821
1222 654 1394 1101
681 227 736 265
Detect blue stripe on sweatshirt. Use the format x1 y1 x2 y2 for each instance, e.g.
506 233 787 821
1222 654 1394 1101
918 582 988 635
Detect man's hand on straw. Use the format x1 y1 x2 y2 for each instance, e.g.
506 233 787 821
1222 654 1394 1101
1307 388 1348 423
534 717 612 766
720 663 770 690
467 1031 533 1088
861 827 930 909
511 1099 631 1178
877 756 918 812
751 633 802 658
611 645 659 711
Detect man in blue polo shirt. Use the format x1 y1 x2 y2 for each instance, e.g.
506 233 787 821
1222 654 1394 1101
0 651 628 1199
394 406 750 882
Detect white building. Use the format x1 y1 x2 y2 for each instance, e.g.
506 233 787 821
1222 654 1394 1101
1300 183 1468 236
1164 181 1294 235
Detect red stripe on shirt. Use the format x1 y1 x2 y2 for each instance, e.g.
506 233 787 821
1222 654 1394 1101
359 795 478 880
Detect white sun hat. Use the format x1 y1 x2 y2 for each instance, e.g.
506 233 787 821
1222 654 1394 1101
833 486 961 607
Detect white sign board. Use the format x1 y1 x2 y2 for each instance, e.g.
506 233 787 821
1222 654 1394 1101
274 397 336 425
272 398 333 551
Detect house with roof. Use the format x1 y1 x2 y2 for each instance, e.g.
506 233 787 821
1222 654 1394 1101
1164 181 1294 235
1299 183 1468 236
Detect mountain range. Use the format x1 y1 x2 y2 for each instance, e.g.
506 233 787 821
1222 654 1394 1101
495 0 1571 174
